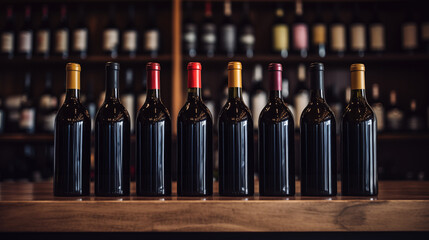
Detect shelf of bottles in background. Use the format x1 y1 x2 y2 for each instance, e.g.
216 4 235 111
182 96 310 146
293 63 309 129
292 0 308 58
136 62 171 196
300 63 336 196
221 0 236 58
103 4 119 58
20 72 36 134
177 62 213 196
218 62 254 196
122 5 138 58
272 4 288 58
1 6 14 59
312 3 326 58
329 4 346 57
37 72 57 133
369 84 385 132
349 3 366 57
407 99 424 131
239 2 255 58
95 62 130 196
369 3 385 55
183 2 197 57
55 5 69 59
121 68 135 133
144 6 160 58
259 63 295 196
402 9 418 54
201 1 216 58
18 5 33 59
36 5 50 58
386 90 404 131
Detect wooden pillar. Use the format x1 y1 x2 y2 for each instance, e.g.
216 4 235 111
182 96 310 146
172 0 183 136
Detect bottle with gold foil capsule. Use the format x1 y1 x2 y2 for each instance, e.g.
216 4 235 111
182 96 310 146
259 63 295 196
136 62 171 196
54 63 91 196
95 62 130 196
218 62 254 196
272 3 288 58
177 62 213 196
342 64 377 196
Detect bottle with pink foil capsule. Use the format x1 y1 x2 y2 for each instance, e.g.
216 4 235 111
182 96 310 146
258 63 295 196
292 0 308 58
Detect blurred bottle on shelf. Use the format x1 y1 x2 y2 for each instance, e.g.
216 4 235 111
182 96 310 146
221 0 236 57
144 5 160 58
293 63 309 129
329 4 346 57
84 81 97 133
72 4 88 59
386 90 404 131
239 2 255 58
1 6 15 59
37 72 58 133
292 0 308 58
55 5 69 59
36 5 50 59
103 4 119 58
137 72 147 111
402 10 418 54
121 68 135 133
183 2 197 57
18 5 33 59
201 1 216 57
349 3 366 57
282 76 295 120
345 86 351 105
0 96 5 133
369 83 385 132
272 4 288 58
421 10 429 54
250 64 266 130
122 5 138 58
19 72 36 134
406 99 424 131
369 3 385 55
312 4 326 58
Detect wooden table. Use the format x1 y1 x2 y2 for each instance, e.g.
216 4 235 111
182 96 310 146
1 181 429 232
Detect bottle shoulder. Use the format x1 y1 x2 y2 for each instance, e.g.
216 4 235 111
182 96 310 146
301 98 336 124
137 98 171 123
56 99 90 123
343 99 375 123
178 99 213 123
219 98 252 122
260 99 294 123
96 99 130 122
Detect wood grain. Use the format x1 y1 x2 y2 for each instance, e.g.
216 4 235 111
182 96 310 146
1 181 429 232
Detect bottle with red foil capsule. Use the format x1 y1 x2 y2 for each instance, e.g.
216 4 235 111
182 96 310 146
259 63 295 196
292 0 308 58
136 62 171 196
177 62 213 196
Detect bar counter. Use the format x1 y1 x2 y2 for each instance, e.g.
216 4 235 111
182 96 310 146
1 181 429 232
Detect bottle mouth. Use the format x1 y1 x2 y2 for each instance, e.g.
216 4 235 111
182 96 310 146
268 63 282 72
187 62 202 70
66 63 81 72
350 63 365 72
146 62 161 71
106 62 120 71
310 62 324 71
228 61 242 70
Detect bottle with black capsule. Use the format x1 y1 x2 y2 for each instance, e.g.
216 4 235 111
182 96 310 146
177 62 213 196
218 61 254 196
259 63 295 196
136 62 171 196
54 63 90 196
342 64 377 196
300 63 337 196
95 62 130 196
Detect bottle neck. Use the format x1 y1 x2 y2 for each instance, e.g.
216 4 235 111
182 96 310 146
105 69 120 100
228 87 242 99
269 69 282 100
187 88 201 100
310 70 325 100
66 89 80 100
228 68 242 100
350 89 366 101
147 89 160 99
350 70 366 101
65 69 80 101
270 90 282 100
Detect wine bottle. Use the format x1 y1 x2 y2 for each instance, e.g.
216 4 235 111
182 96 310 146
218 62 254 196
183 2 197 57
292 0 308 58
177 62 213 196
312 3 326 58
54 5 69 59
329 4 346 57
18 5 33 59
136 62 171 196
72 5 88 59
386 90 404 131
369 83 385 131
342 64 377 196
103 4 119 58
407 99 424 131
137 72 147 111
19 72 36 134
122 5 138 57
250 64 267 130
144 5 160 58
37 72 58 133
272 4 288 58
369 3 385 54
259 63 295 196
5 94 22 133
422 11 429 54
239 2 255 58
293 63 309 129
300 63 337 196
1 6 14 59
402 10 418 54
54 63 90 196
221 0 236 57
95 62 130 196
36 5 50 58
121 68 135 133
349 3 366 57
282 76 295 120
201 1 216 57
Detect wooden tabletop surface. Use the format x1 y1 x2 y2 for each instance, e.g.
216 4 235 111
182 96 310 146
1 181 429 232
